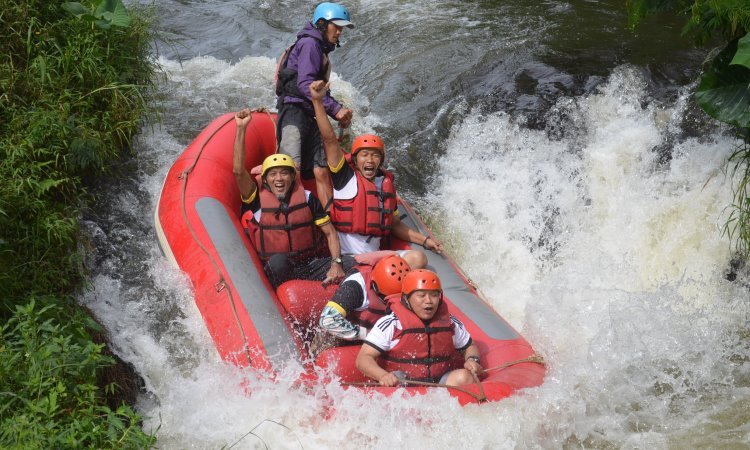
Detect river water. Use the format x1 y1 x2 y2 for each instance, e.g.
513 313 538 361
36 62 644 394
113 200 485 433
79 0 750 448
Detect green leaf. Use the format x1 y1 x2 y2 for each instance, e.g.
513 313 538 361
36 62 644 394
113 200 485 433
730 32 750 70
48 391 58 413
695 38 750 129
93 0 116 18
110 1 131 27
89 0 131 28
62 2 91 17
38 178 64 193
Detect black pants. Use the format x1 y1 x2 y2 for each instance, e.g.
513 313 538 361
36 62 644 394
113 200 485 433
264 254 356 288
276 102 326 179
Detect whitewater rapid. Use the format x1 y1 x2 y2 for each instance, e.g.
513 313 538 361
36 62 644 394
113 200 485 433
79 54 750 448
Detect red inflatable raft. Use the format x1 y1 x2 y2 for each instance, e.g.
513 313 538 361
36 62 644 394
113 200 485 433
154 110 545 405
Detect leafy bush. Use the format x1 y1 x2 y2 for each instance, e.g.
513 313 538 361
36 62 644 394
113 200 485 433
0 0 156 309
0 0 158 446
0 300 156 449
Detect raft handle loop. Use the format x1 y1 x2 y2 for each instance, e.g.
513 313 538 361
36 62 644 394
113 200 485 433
247 106 279 152
483 354 546 373
215 280 227 293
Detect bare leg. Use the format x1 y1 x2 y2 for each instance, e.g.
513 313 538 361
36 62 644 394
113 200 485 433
444 368 475 387
402 250 428 269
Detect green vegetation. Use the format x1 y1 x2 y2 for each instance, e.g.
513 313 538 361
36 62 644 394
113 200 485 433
626 1 750 258
1 301 156 448
0 0 157 446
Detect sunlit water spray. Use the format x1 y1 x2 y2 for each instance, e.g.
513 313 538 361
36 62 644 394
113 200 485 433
433 65 750 446
79 56 749 448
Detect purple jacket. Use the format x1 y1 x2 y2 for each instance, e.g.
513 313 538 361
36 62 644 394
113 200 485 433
281 23 342 117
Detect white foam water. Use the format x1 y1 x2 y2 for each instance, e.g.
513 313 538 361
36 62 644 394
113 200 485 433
79 56 750 448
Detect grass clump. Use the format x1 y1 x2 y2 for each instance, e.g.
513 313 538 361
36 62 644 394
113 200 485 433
0 300 157 449
0 0 158 446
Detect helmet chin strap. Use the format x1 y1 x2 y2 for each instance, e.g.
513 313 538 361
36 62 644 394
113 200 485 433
316 19 342 48
401 295 412 311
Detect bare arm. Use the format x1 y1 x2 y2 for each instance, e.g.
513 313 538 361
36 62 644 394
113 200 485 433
462 342 483 375
233 109 257 200
310 80 345 169
319 221 345 285
391 219 445 254
356 344 399 387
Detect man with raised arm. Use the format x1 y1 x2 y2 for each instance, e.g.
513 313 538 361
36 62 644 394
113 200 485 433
233 108 353 288
308 80 444 267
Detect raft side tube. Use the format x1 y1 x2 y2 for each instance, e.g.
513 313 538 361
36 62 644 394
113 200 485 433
197 196 303 368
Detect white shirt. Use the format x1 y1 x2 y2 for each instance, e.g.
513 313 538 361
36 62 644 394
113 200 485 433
334 173 384 255
343 271 371 311
365 312 471 352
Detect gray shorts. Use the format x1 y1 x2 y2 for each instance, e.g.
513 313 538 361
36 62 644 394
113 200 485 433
392 370 451 385
276 102 327 178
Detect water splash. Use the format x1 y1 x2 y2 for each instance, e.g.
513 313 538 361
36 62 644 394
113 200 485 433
79 53 750 448
431 65 750 447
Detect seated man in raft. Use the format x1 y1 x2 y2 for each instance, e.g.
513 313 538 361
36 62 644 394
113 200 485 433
319 254 411 341
308 80 444 269
233 108 354 288
356 269 483 387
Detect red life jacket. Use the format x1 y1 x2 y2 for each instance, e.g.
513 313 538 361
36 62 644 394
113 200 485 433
347 265 392 329
331 154 396 237
242 176 324 262
379 298 460 383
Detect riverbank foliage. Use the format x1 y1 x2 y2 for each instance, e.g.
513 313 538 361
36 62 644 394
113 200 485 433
0 0 157 446
627 1 750 258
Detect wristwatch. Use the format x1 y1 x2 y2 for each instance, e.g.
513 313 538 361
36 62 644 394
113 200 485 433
332 257 343 265
466 355 481 363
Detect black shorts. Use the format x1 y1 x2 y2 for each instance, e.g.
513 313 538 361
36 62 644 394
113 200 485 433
276 102 327 179
264 254 357 288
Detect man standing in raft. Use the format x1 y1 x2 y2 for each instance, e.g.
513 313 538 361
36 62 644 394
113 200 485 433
319 254 411 341
356 269 483 387
233 109 352 288
308 80 444 267
275 2 354 211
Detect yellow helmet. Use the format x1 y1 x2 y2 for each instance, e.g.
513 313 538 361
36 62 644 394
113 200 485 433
261 153 296 178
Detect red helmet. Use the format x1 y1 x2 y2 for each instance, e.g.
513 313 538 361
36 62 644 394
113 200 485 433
401 269 442 296
371 255 411 296
351 134 385 157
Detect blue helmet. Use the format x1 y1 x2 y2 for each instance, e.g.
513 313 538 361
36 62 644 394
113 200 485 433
312 2 354 29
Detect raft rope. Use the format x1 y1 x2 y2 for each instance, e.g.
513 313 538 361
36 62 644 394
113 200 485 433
340 354 545 404
342 379 485 403
178 109 269 367
226 418 303 450
483 354 545 373
471 372 487 403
